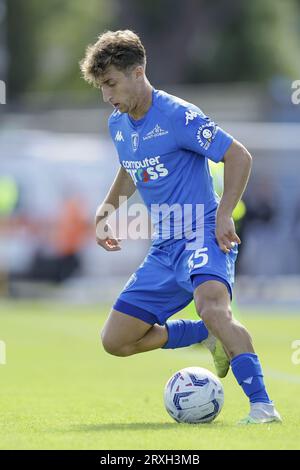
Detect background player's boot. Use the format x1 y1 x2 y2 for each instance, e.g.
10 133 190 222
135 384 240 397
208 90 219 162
203 333 230 378
238 403 282 425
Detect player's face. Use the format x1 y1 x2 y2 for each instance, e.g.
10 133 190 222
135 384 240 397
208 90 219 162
99 66 141 114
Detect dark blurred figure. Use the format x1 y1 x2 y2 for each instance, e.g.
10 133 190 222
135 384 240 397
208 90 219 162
237 175 279 275
10 193 90 284
242 180 277 228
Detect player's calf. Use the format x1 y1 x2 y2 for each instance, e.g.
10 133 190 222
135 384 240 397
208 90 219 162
101 332 161 357
100 309 155 356
101 311 171 356
194 280 254 358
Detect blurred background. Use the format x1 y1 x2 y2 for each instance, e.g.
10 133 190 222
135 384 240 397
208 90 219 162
1 0 300 309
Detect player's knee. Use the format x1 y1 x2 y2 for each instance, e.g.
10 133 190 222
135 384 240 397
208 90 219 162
194 283 231 327
102 340 130 357
100 330 132 357
100 330 121 356
197 303 232 331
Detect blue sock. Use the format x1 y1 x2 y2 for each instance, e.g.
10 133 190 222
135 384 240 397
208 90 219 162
231 353 271 404
162 319 208 349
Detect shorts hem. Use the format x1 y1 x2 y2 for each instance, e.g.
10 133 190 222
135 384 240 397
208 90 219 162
191 273 232 299
113 299 158 325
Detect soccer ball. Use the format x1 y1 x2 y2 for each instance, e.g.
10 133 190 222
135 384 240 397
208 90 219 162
164 367 224 424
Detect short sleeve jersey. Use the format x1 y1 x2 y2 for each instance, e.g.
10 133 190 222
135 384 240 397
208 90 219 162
108 89 233 242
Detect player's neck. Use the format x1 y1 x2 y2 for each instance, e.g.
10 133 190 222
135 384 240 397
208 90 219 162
129 82 153 121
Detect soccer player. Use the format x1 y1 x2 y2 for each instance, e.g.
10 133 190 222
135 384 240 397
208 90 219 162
80 30 281 424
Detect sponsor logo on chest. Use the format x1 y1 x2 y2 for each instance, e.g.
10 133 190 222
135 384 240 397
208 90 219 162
122 155 169 184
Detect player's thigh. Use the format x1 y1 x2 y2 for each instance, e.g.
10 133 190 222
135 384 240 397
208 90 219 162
194 280 230 310
181 230 237 314
193 280 232 326
115 245 192 326
101 309 153 349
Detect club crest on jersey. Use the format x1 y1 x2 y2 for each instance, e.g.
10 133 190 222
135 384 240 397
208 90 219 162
131 132 139 152
196 121 217 150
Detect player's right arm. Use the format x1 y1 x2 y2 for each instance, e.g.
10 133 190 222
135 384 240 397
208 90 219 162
95 166 136 251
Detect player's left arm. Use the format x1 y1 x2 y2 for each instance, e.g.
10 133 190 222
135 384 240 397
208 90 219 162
174 107 252 252
216 139 252 253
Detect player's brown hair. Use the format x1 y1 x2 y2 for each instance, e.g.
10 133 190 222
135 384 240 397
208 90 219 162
80 30 146 87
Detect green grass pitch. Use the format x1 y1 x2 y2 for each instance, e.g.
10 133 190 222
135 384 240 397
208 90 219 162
0 300 300 450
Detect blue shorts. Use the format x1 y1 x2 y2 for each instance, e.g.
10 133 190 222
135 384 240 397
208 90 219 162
113 229 238 326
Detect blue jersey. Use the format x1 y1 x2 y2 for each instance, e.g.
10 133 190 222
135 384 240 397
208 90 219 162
108 89 233 243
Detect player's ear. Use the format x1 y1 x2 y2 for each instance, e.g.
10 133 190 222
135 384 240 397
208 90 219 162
134 65 144 81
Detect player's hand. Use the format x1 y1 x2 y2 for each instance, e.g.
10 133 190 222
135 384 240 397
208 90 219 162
95 219 122 251
215 212 241 254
